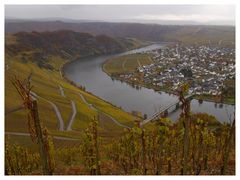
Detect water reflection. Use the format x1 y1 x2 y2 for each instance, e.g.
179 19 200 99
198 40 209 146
64 44 235 123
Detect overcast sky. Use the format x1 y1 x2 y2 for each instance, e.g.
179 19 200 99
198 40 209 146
5 5 235 25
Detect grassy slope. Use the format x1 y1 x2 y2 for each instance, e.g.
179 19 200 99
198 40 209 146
5 52 137 142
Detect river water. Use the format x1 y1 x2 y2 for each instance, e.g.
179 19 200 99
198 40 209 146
64 44 235 123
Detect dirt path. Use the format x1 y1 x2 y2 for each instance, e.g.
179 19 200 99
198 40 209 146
5 132 80 141
78 93 130 129
30 91 65 131
79 93 95 110
59 69 63 79
66 100 77 131
5 105 24 115
46 100 65 131
137 59 142 67
58 85 65 97
58 85 77 131
122 59 127 71
100 110 130 129
218 40 222 45
59 64 64 79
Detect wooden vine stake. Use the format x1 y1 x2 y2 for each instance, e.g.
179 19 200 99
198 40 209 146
12 75 54 175
221 116 235 175
178 84 190 175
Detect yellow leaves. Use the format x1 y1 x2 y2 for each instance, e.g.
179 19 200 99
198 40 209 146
81 118 101 174
180 83 189 94
5 141 40 175
196 118 204 125
43 128 55 173
132 126 142 135
166 157 171 161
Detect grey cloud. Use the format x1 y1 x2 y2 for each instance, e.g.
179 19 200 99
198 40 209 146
5 5 235 25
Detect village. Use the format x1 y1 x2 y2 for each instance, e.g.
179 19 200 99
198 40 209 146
119 44 235 98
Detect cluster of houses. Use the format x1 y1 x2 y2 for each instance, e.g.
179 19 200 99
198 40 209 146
120 44 235 96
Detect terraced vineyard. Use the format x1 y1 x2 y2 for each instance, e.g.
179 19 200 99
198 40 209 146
5 50 138 144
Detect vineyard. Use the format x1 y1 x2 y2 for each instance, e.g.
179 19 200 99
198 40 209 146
4 21 235 176
5 82 235 175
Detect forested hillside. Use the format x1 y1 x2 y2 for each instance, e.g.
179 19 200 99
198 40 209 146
6 30 144 60
6 21 235 45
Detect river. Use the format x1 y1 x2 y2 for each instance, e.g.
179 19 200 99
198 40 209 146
63 44 235 123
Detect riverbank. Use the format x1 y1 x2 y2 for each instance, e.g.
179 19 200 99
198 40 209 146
62 43 234 122
60 41 155 115
60 56 143 120
102 65 235 106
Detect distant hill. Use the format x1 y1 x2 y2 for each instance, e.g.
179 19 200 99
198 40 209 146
5 21 235 45
5 30 143 60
